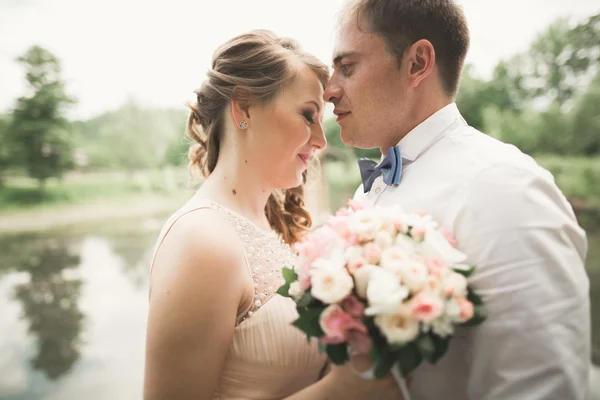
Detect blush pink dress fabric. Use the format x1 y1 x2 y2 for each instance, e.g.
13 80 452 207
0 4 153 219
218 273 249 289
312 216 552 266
150 197 327 399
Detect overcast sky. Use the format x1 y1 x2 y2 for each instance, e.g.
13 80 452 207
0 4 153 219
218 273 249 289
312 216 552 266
0 0 598 120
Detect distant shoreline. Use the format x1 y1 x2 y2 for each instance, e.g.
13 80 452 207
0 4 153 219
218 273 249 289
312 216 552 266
0 192 189 235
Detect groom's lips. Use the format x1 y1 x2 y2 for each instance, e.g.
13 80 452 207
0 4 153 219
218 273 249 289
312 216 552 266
334 111 350 123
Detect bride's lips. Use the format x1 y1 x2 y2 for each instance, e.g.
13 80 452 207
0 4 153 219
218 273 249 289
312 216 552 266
297 153 311 165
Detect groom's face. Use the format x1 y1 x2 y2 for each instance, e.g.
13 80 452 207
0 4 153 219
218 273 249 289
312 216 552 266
324 15 411 150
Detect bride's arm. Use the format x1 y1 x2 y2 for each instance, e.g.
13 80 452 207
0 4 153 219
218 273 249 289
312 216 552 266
144 211 248 400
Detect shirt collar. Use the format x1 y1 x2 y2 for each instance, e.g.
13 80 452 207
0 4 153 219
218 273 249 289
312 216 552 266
398 102 466 162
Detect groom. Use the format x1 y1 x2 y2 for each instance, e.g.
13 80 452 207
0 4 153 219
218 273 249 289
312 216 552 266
323 0 591 399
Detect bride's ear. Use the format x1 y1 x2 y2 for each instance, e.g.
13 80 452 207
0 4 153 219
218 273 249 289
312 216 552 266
231 86 252 130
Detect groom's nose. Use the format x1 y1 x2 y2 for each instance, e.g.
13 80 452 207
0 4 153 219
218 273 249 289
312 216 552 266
323 79 342 104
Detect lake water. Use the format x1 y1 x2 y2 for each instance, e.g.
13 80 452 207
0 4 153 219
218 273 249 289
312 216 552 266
0 212 598 399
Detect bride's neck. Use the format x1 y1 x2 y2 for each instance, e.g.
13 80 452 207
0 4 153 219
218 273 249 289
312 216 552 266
197 152 273 228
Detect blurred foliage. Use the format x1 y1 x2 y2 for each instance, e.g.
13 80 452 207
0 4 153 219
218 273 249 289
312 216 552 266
0 12 598 211
9 46 76 191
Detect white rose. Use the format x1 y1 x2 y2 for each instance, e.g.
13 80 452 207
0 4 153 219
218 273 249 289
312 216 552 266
311 267 354 304
344 245 364 262
365 268 409 316
421 229 467 264
444 297 462 321
375 305 420 345
431 316 455 338
442 271 468 298
348 210 382 241
396 260 429 292
395 234 419 254
352 264 376 298
375 230 394 249
380 247 409 270
288 281 305 300
311 248 345 271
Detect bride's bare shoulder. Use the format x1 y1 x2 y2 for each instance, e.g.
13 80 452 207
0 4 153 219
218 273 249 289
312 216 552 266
150 207 247 298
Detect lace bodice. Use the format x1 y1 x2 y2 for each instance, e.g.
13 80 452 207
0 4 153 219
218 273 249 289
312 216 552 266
207 200 296 322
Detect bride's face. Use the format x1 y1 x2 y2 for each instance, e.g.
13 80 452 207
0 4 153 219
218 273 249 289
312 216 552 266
247 66 327 189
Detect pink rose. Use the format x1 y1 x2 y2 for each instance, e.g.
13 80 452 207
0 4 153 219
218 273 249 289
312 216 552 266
457 298 474 321
295 257 313 291
440 227 457 248
341 295 366 317
392 217 408 233
346 256 368 274
344 233 359 248
328 216 354 244
336 207 353 216
294 240 319 262
411 226 427 241
424 257 447 277
410 292 444 323
319 304 368 344
363 243 382 264
348 199 366 212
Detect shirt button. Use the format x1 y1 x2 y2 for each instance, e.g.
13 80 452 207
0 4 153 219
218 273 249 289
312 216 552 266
374 187 382 194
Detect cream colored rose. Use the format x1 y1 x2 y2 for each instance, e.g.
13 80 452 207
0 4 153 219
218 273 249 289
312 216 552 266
352 264 376 298
375 305 420 345
347 210 382 242
288 281 305 300
365 268 409 316
442 271 468 298
310 267 354 304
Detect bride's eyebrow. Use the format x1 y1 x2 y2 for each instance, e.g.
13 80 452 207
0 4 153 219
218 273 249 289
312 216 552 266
303 100 321 113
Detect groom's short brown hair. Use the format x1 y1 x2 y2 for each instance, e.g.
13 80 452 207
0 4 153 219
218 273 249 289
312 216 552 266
348 0 470 97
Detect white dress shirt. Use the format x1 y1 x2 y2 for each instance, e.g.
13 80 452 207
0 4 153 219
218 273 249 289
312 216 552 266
354 103 591 400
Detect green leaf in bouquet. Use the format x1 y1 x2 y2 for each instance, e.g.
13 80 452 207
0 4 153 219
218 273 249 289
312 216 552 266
451 264 475 278
326 343 349 365
373 349 398 379
282 267 298 284
416 334 437 362
365 317 390 363
461 310 487 327
318 341 327 354
396 343 422 377
466 287 484 306
276 283 290 298
277 267 299 298
429 334 450 363
296 291 313 308
292 307 324 338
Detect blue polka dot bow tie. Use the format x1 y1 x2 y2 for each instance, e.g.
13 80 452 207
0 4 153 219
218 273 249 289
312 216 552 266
357 146 402 193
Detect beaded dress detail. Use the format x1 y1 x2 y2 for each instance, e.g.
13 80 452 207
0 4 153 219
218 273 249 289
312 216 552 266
150 197 327 400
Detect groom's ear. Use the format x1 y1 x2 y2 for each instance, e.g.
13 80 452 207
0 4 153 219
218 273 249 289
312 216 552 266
406 39 436 88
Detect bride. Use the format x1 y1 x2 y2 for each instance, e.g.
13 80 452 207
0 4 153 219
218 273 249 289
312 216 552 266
143 30 402 399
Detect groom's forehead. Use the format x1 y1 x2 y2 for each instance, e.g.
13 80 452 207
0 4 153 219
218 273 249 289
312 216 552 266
332 18 372 59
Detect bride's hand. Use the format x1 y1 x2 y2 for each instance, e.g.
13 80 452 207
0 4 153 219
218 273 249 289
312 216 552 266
323 354 405 400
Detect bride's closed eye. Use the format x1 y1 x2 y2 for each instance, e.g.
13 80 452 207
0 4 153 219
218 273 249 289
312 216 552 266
302 110 316 124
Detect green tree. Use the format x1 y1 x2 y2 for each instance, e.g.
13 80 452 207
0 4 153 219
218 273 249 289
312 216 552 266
570 71 600 155
0 114 15 185
10 45 76 191
520 14 599 109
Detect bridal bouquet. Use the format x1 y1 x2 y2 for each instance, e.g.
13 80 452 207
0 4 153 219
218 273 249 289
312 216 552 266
278 200 485 397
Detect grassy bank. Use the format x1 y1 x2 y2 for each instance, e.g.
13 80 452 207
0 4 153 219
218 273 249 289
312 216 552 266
0 167 193 214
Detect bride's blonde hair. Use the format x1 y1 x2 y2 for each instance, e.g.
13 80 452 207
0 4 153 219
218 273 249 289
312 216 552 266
186 30 329 245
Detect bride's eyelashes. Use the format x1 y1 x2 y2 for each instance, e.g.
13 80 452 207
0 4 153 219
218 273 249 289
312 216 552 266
302 110 316 124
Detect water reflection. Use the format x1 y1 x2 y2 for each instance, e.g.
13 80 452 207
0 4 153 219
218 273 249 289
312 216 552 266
0 215 163 400
1 235 84 382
